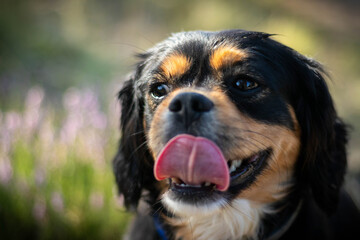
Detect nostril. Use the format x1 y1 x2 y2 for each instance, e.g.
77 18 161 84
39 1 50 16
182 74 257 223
169 99 182 112
191 95 214 112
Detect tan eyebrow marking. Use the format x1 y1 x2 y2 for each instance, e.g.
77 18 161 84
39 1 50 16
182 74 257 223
210 45 248 71
160 54 191 79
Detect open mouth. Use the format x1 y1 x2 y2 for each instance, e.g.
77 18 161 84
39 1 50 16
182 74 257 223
228 149 270 188
154 134 271 202
169 149 270 192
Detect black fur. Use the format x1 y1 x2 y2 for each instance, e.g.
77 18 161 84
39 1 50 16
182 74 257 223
113 70 158 209
112 30 360 239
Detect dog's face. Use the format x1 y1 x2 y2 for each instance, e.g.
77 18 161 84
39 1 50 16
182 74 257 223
114 30 347 238
143 34 302 214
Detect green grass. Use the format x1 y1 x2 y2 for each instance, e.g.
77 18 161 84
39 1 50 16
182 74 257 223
0 141 132 240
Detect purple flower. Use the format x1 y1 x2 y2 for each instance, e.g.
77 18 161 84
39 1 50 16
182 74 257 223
51 192 64 213
23 86 45 138
25 86 45 109
33 198 46 222
0 157 13 185
34 167 46 186
4 112 22 132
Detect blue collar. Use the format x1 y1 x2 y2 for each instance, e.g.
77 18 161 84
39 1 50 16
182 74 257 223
153 213 168 240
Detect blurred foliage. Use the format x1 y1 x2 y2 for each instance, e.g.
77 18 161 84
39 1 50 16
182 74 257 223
0 0 359 239
0 87 131 239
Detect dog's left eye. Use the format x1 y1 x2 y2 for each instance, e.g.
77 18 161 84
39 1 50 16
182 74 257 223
150 83 170 99
233 79 259 91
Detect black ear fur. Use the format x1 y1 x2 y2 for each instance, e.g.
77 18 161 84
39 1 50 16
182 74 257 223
113 68 156 210
293 55 348 215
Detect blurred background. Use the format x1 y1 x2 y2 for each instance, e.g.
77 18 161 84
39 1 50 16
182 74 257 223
0 0 359 239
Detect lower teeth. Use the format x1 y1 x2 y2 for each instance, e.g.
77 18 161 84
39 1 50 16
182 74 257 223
180 184 201 187
175 182 213 188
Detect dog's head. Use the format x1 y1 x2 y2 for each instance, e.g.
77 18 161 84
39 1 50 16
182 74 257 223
113 30 347 220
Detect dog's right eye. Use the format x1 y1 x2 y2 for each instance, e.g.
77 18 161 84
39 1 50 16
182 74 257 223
150 83 170 99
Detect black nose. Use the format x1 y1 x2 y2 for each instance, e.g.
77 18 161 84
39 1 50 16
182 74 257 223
168 92 214 127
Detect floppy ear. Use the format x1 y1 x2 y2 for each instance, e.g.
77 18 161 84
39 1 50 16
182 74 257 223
293 56 348 215
113 68 156 210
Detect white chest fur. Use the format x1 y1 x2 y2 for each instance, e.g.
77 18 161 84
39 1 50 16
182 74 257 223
166 199 267 240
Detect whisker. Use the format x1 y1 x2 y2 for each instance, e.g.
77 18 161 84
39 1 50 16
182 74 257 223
130 130 145 137
128 140 148 158
111 42 148 52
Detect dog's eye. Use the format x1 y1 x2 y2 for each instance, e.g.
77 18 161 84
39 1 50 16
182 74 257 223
150 83 170 99
233 79 259 91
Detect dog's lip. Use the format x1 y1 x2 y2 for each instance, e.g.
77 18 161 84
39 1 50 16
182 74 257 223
228 149 270 187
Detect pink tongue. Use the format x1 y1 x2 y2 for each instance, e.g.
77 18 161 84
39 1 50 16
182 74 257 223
154 134 230 191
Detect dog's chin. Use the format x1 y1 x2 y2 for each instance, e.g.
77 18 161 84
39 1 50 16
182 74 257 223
162 191 228 216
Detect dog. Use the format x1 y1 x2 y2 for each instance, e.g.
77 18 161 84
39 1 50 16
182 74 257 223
113 30 360 240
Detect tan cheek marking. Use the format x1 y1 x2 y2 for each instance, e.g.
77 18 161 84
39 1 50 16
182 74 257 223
147 89 190 191
210 45 247 71
160 54 191 79
148 89 184 159
148 99 168 160
239 126 300 203
238 108 301 204
208 91 301 204
146 93 159 112
208 90 258 158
